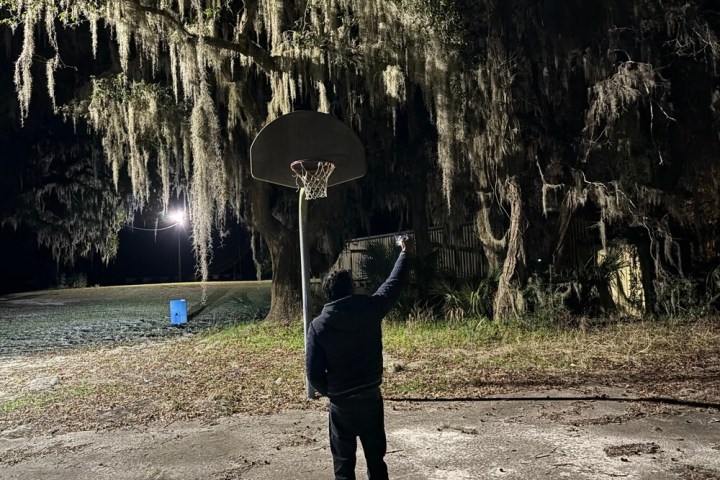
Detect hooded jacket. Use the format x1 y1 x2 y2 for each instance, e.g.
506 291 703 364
306 252 409 399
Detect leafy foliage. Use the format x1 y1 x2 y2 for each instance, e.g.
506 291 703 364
433 272 499 321
1 142 125 265
654 271 720 318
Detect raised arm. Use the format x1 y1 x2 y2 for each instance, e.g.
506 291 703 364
370 237 413 315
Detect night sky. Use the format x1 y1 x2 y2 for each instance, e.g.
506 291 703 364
0 217 254 295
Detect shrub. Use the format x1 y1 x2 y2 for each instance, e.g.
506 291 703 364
55 272 88 289
434 272 499 321
654 269 719 319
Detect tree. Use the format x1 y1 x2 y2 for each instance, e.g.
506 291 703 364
2 0 458 320
1 138 125 266
409 0 720 318
2 0 719 322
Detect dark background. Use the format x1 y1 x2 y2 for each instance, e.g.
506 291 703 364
0 220 255 294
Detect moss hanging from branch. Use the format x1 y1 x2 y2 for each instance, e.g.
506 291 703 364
5 0 473 272
582 61 671 161
189 69 228 295
13 6 35 126
662 2 720 63
4 0 719 319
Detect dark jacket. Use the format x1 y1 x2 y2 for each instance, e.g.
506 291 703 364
306 252 409 399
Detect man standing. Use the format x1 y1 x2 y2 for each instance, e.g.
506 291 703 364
306 237 412 480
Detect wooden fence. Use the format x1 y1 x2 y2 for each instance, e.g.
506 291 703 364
333 224 487 282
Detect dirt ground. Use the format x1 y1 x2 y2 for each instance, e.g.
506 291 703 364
1 287 720 479
1 387 719 479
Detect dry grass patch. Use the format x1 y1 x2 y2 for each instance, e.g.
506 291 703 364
382 317 720 401
0 322 320 435
1 316 718 435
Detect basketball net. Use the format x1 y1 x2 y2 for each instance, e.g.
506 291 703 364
290 160 336 200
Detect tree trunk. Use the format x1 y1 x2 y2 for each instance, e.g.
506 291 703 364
410 161 432 302
251 181 303 322
493 178 527 321
266 230 303 323
404 89 434 302
632 229 657 315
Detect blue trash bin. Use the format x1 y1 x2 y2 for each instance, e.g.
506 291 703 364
170 299 187 325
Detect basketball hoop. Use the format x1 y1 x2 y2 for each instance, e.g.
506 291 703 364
290 160 336 200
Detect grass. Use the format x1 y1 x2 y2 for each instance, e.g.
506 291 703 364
0 280 270 320
2 383 105 414
386 316 720 370
205 321 305 352
1 283 719 434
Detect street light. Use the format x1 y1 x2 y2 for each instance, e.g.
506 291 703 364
169 210 185 282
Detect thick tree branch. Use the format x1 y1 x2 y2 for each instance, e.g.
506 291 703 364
128 0 281 73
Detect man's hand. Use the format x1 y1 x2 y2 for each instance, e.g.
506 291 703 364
400 236 414 253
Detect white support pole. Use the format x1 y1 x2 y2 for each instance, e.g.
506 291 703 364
298 188 316 399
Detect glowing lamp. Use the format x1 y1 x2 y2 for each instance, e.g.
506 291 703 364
170 210 185 226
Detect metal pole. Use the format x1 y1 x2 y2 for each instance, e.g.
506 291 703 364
298 188 316 399
177 225 182 283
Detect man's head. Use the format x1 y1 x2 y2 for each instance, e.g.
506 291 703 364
323 269 354 301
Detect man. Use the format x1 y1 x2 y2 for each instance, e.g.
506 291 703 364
306 237 412 480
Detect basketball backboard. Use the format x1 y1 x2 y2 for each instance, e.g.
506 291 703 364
250 111 366 189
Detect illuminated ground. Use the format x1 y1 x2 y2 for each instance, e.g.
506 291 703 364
2 389 719 479
1 285 718 479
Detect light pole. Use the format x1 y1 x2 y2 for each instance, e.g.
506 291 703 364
169 210 185 282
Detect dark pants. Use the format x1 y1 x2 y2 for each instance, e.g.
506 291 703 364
329 390 388 480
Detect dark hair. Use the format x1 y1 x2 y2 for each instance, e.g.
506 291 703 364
323 269 354 301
